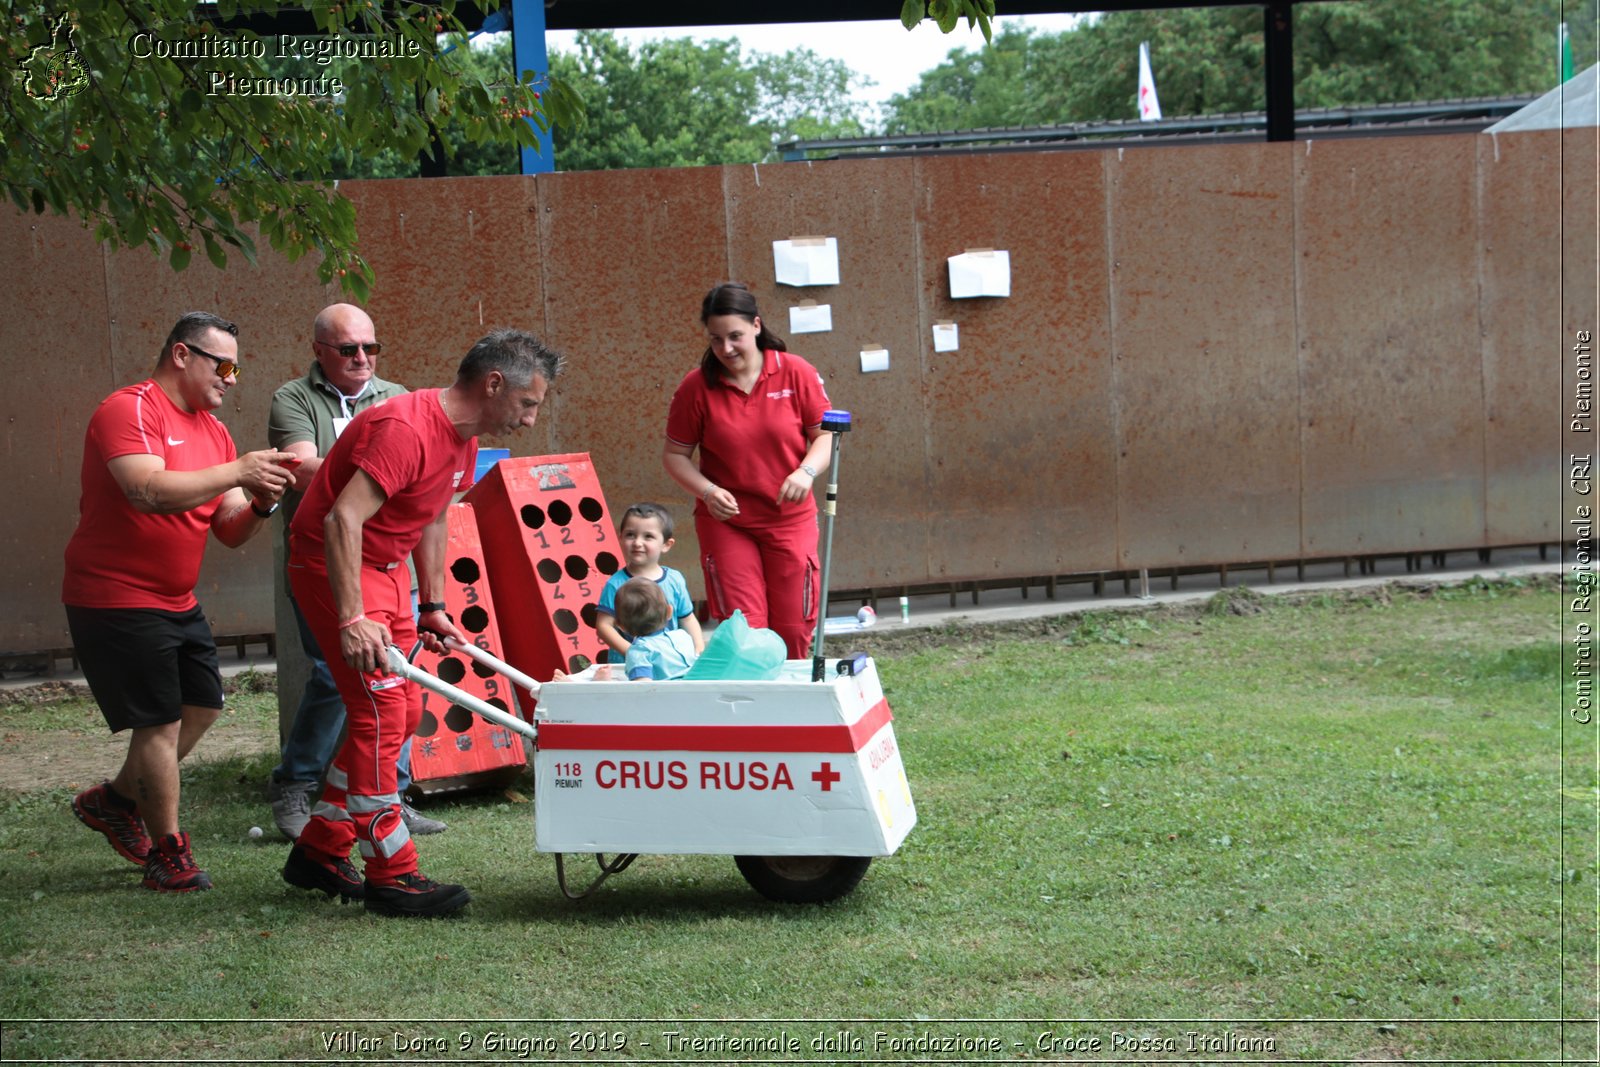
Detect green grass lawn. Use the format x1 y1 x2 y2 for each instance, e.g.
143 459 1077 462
0 576 1590 1063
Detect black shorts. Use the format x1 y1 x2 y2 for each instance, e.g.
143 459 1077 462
64 604 224 732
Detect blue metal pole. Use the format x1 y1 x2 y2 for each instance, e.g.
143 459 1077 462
510 0 553 174
811 410 853 681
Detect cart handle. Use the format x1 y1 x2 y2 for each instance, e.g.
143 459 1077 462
384 644 538 742
440 636 542 695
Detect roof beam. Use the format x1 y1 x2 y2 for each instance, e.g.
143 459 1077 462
538 0 1309 30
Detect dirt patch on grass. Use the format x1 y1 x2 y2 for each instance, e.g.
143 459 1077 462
1204 586 1268 616
0 680 93 707
0 717 277 795
0 682 278 794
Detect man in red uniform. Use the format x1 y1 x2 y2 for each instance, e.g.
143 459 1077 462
282 328 562 917
64 311 297 892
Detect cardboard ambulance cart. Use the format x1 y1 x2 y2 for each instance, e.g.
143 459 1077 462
389 643 917 904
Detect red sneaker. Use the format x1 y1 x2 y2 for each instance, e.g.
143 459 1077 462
72 781 151 865
142 832 212 893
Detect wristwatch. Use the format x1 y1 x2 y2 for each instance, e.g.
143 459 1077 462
250 498 279 519
418 601 449 614
799 463 817 478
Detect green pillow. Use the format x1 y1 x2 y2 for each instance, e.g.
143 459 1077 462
682 609 786 680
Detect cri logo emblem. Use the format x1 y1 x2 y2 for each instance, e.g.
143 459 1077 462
23 16 88 102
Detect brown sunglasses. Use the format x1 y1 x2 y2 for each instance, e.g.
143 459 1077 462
185 343 240 380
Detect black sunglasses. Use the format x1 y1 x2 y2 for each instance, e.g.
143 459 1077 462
185 343 240 380
315 339 384 358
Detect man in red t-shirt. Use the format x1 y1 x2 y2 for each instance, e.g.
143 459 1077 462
64 311 298 893
282 328 563 918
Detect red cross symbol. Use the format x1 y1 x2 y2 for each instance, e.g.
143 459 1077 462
811 762 841 791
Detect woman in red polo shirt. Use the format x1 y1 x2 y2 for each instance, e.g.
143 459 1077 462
664 282 834 659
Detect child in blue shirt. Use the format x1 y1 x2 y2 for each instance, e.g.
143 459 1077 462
614 577 698 681
595 503 705 663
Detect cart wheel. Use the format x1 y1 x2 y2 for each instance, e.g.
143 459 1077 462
734 855 871 903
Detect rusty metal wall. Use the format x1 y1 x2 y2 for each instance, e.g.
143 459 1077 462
343 177 548 398
535 166 729 567
1296 135 1488 558
2 213 115 652
1 130 1579 653
1480 128 1565 545
915 151 1120 583
724 158 929 585
1107 141 1302 568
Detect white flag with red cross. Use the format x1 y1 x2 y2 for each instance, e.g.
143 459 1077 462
1138 41 1162 121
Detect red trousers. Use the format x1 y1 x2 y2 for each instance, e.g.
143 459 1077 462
696 514 818 659
287 554 420 879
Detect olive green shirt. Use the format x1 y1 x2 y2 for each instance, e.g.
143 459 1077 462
267 362 408 552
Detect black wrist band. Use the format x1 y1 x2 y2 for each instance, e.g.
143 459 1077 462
418 601 448 614
250 499 278 519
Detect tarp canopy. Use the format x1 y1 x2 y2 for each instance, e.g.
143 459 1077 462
1484 63 1599 132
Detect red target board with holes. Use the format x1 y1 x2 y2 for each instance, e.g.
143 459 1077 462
464 453 620 714
406 502 529 796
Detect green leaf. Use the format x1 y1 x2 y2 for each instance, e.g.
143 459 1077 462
202 231 227 270
900 0 924 31
168 243 191 271
343 265 371 302
125 209 148 248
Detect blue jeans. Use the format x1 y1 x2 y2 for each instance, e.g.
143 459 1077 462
271 594 413 792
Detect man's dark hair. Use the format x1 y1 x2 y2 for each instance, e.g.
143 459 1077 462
620 502 675 541
457 328 563 388
160 312 238 364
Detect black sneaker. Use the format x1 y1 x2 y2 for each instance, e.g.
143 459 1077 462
282 844 364 902
142 832 212 893
72 781 152 865
363 871 471 918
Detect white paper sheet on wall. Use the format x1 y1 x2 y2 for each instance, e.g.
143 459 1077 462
932 321 959 352
859 344 889 373
789 301 833 334
773 236 840 287
947 248 1011 298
